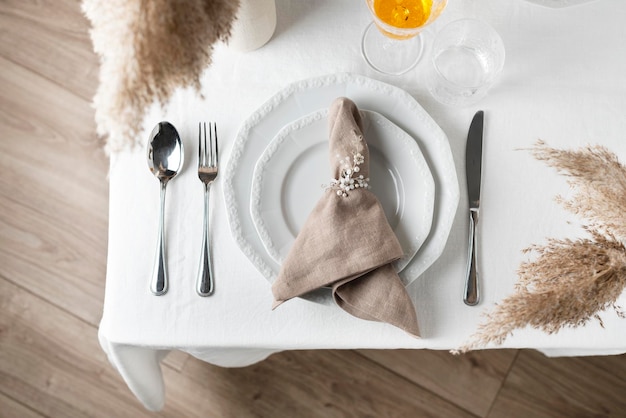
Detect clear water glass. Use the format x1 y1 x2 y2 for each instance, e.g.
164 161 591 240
427 19 505 106
522 0 598 8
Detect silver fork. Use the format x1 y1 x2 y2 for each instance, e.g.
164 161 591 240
197 122 218 296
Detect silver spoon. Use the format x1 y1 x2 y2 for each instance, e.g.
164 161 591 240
147 122 184 295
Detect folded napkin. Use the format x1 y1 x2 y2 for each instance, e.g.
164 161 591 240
271 97 420 337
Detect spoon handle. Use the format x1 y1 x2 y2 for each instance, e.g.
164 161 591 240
197 185 214 296
150 182 168 295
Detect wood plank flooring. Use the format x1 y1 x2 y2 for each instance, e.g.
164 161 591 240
1 1 624 416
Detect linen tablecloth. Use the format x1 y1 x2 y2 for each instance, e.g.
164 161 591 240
99 0 626 410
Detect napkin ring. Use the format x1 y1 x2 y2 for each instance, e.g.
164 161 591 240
325 130 370 197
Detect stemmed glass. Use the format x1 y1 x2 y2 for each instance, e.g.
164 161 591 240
362 0 448 75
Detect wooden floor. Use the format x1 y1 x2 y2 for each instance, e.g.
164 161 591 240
1 1 625 417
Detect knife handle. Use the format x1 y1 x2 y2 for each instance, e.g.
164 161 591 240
464 209 479 306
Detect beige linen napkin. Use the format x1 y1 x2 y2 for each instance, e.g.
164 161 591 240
272 97 420 337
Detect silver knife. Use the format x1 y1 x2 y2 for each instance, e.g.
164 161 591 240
464 110 484 306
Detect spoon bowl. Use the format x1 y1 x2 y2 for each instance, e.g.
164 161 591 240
147 122 184 183
147 122 184 295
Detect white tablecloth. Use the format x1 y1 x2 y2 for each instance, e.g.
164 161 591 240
99 0 626 411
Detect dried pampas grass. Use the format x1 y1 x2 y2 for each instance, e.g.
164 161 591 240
456 141 626 353
531 140 626 238
82 0 240 153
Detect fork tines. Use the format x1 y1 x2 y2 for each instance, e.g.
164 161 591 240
198 122 218 170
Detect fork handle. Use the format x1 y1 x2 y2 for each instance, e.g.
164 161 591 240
197 185 214 296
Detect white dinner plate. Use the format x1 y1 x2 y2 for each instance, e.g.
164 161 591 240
224 73 460 286
250 109 435 273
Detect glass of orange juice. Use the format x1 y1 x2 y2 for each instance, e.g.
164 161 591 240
362 0 447 75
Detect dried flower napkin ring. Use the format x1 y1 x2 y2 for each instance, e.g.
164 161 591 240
326 130 370 197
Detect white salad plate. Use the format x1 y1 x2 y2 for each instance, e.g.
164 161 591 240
249 109 435 273
224 73 460 286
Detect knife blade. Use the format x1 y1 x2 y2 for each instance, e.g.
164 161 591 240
464 110 484 306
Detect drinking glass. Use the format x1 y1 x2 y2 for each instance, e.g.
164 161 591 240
522 0 598 7
361 0 448 75
427 19 505 106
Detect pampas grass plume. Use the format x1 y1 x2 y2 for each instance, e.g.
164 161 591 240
455 141 626 353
